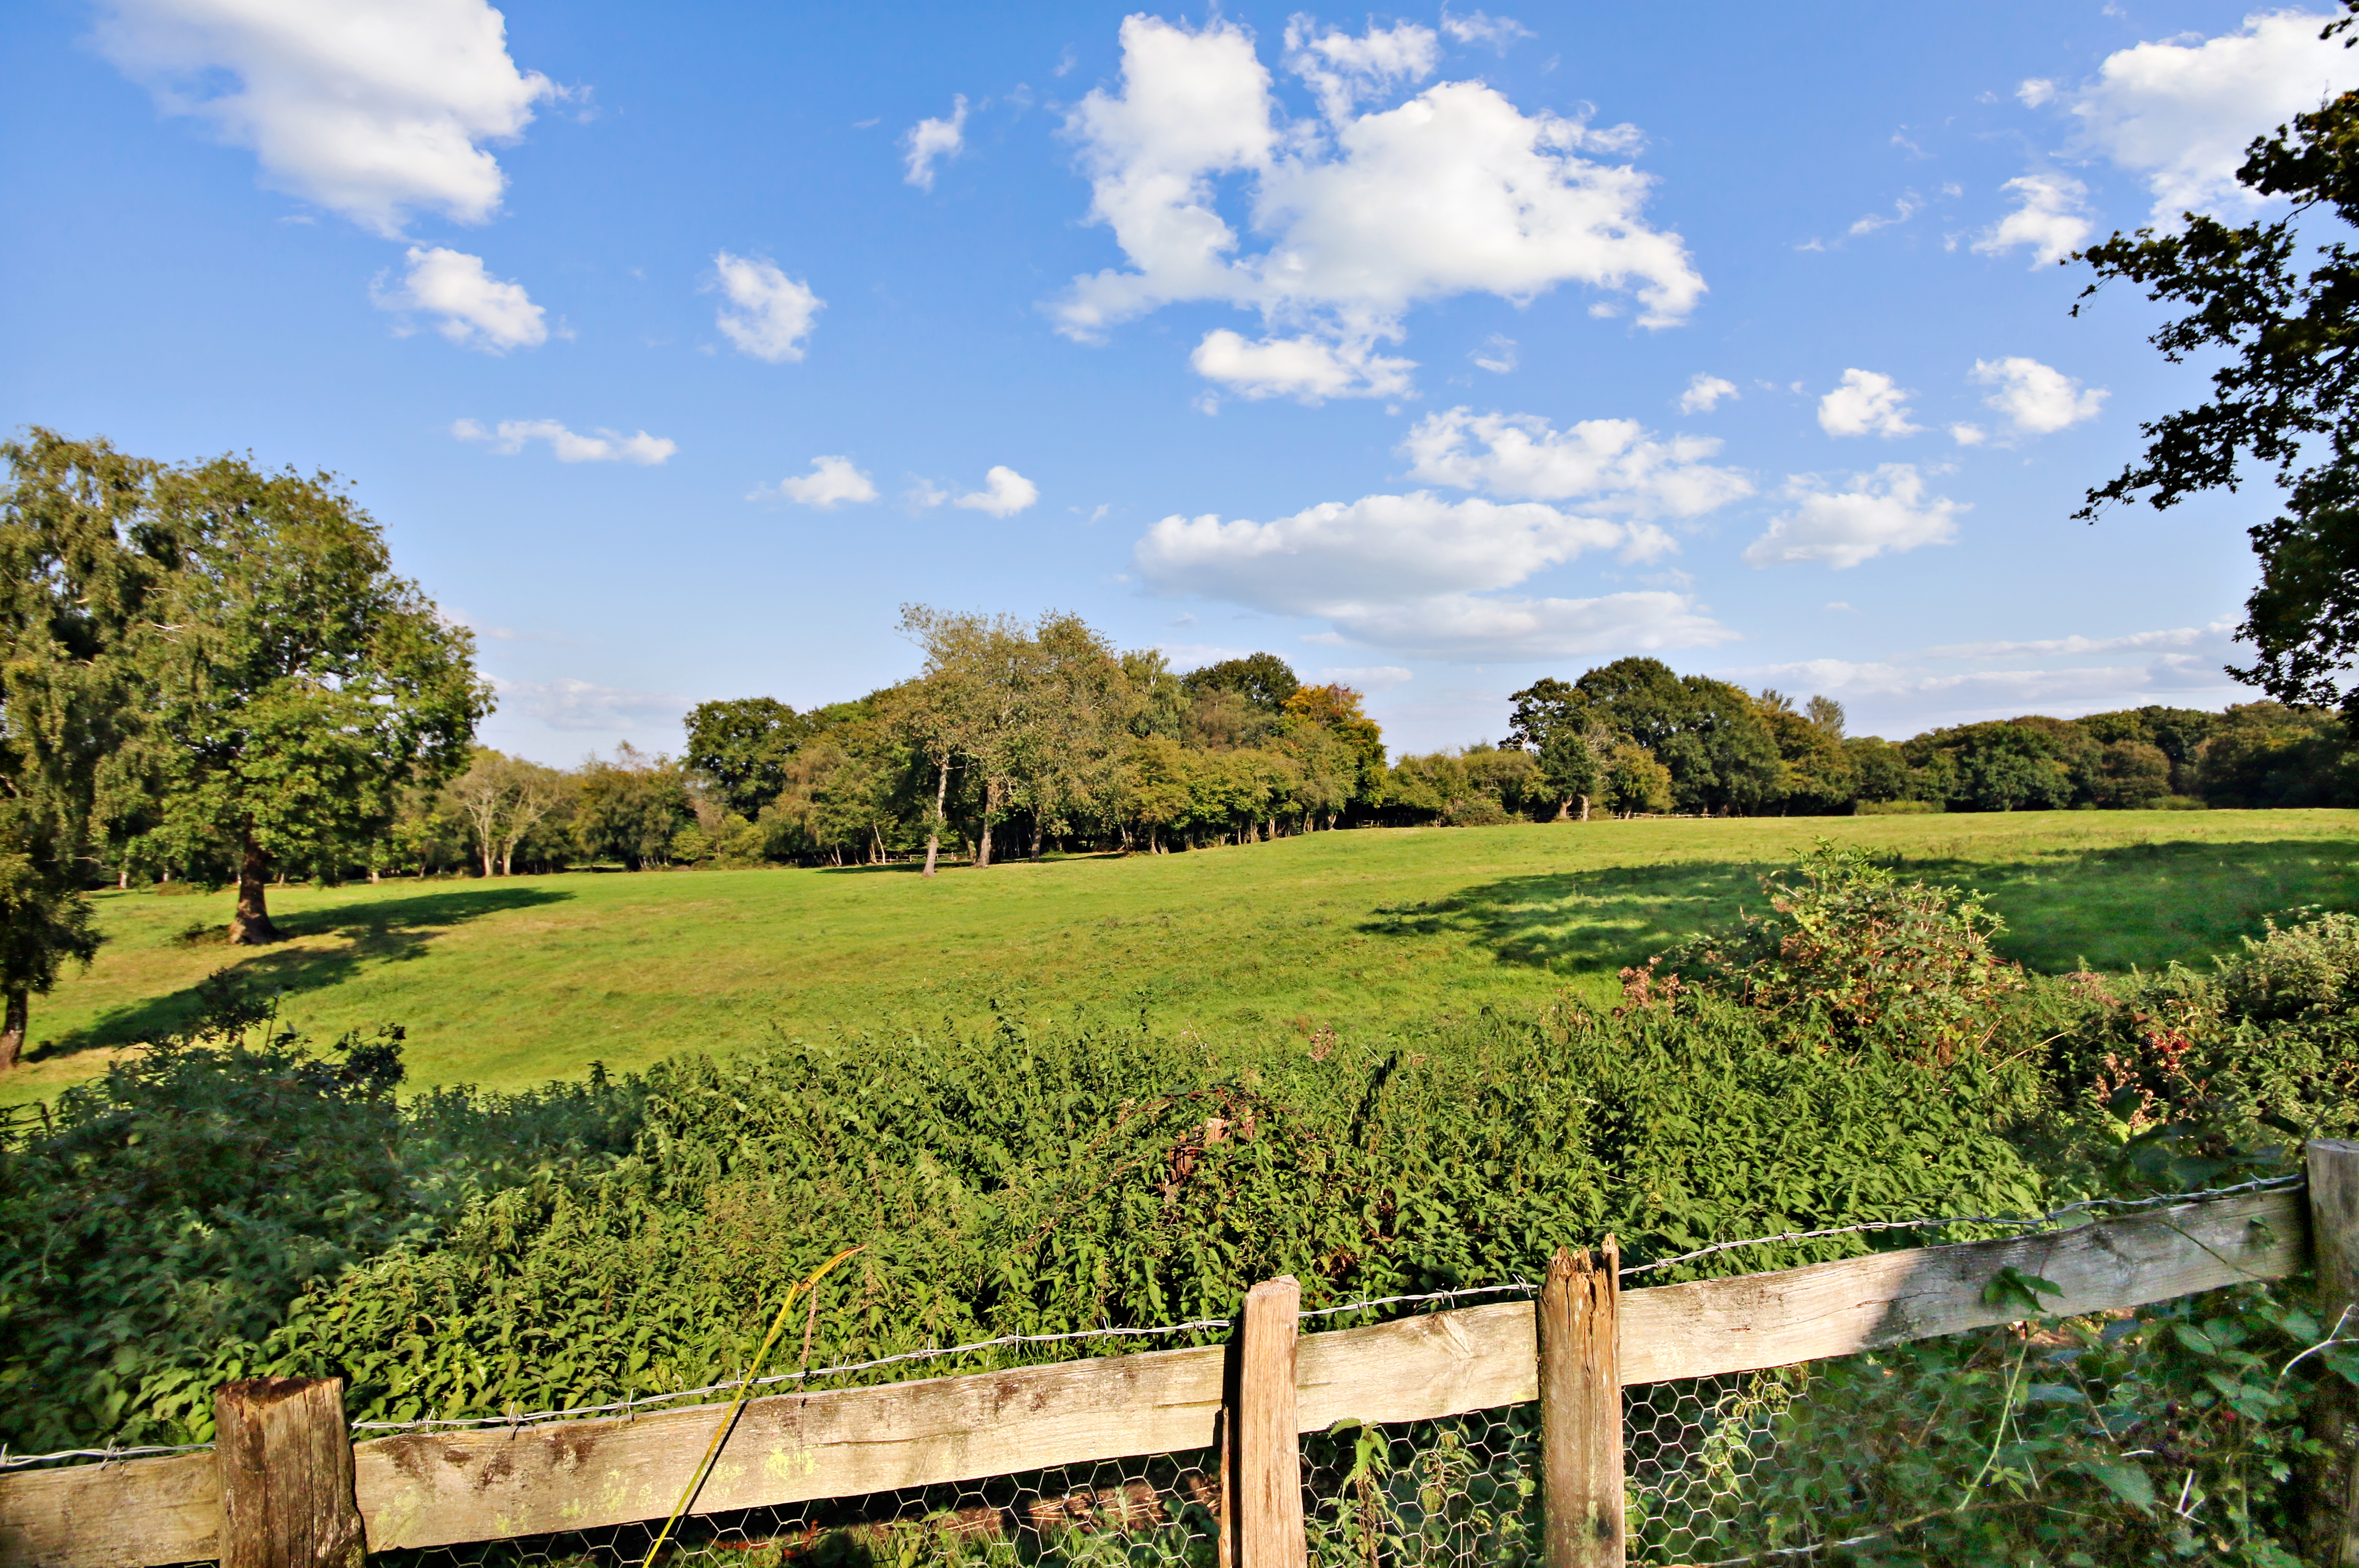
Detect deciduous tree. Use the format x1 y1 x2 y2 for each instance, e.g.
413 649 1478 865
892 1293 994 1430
119 457 485 941
0 431 183 1067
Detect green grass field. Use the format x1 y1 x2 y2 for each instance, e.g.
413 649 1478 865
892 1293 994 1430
7 808 2358 1106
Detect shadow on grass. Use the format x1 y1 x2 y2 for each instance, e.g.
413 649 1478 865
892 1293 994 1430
1360 836 2359 979
29 884 576 1063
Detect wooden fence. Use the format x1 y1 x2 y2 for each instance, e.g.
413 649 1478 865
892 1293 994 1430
4 1144 2350 1568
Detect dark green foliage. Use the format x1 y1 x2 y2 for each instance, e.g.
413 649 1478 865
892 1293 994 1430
1179 653 1299 713
1903 720 2082 812
2193 701 2359 807
684 698 812 818
1648 840 2027 1062
0 979 412 1451
573 747 693 868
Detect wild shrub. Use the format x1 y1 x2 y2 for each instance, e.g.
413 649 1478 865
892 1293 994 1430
1638 839 2025 1061
234 1005 2044 1437
2052 911 2359 1143
0 976 641 1453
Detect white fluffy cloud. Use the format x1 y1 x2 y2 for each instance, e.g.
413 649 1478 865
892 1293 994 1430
1816 369 1920 439
2052 11 2359 225
1319 665 1414 689
1058 15 1702 393
759 456 878 508
1744 465 1965 569
1677 373 1737 414
1134 490 1726 659
1971 356 2108 435
452 418 674 464
904 95 968 190
491 676 688 733
1718 617 2245 735
94 0 556 236
712 252 822 363
1401 407 1751 516
1972 172 2093 267
954 465 1040 517
1189 329 1416 401
1923 617 2235 659
375 246 546 351
1440 10 1534 49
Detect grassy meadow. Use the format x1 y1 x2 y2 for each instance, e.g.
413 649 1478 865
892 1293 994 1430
6 807 2359 1106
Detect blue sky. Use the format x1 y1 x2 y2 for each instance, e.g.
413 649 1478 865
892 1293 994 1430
6 0 2354 761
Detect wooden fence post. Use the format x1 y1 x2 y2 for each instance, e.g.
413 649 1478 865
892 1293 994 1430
1234 1276 1306 1568
1539 1239 1624 1568
215 1377 365 1568
2309 1141 2359 1568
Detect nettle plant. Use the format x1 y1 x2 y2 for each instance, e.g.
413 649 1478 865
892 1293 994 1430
1633 839 2026 1062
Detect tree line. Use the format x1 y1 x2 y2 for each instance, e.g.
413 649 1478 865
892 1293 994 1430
392 644 2359 897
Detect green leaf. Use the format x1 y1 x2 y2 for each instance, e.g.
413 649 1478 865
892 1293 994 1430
2076 1458 2157 1515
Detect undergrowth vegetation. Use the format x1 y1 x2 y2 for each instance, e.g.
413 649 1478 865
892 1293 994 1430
3 842 2356 1563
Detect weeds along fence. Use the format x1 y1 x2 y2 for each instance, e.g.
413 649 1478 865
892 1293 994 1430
3 1146 2353 1568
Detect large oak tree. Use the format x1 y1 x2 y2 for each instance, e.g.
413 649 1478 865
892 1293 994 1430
123 456 486 943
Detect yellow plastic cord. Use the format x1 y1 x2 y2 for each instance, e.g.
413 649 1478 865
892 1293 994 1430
639 1244 867 1568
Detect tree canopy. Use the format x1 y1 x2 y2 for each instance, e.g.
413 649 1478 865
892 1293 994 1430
118 454 486 942
2075 8 2359 717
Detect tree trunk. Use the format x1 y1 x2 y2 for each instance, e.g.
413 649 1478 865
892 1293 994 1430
924 759 948 877
1577 794 1591 822
500 848 514 876
229 827 282 945
481 840 497 877
1030 817 1043 860
0 990 26 1072
978 781 997 867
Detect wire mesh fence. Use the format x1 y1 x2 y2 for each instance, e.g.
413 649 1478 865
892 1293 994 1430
376 1445 1228 1568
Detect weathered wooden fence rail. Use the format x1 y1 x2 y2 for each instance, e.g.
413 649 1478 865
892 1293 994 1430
0 1157 2333 1568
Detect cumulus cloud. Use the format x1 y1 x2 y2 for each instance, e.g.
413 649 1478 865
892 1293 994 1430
712 252 822 362
904 95 969 190
1971 356 2108 435
1057 15 1703 394
1678 373 1737 414
375 246 546 351
1744 465 1965 569
1134 489 1727 659
1972 171 2093 267
756 455 878 508
1716 617 2246 735
1440 9 1534 49
1401 406 1752 516
92 0 556 236
1816 369 1921 439
1471 335 1517 374
2052 12 2359 225
1923 617 2235 659
1319 665 1414 689
490 676 687 732
954 465 1040 517
451 418 674 464
1190 329 1416 401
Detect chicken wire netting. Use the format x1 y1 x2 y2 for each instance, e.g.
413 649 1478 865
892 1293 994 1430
366 1370 1843 1568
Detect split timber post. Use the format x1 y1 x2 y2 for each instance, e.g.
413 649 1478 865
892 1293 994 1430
214 1378 365 1568
1539 1239 1624 1568
2309 1141 2359 1567
1233 1276 1307 1568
